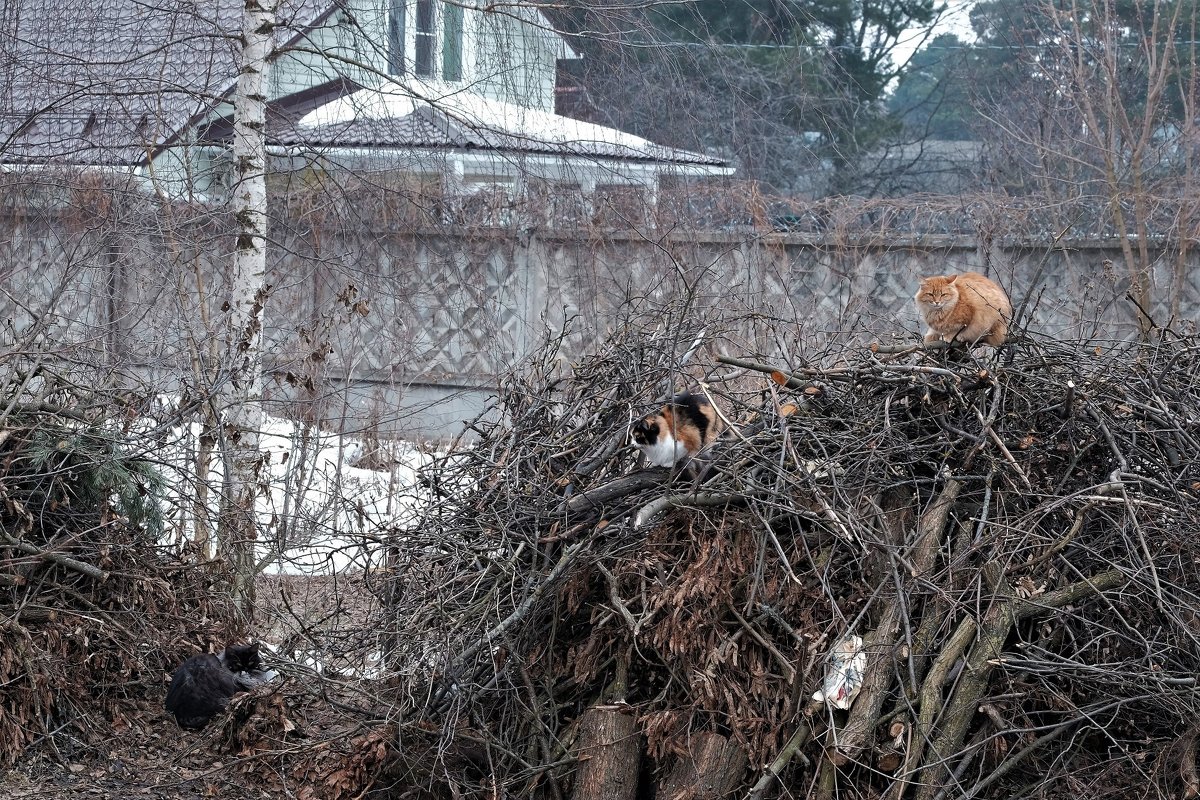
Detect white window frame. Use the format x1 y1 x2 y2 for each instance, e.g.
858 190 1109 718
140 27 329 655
387 0 467 83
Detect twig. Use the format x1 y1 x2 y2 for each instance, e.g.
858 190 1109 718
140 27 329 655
633 491 744 529
1060 380 1076 417
730 605 795 682
746 704 824 800
870 340 954 355
975 409 1032 490
0 530 108 581
596 563 639 633
956 712 1103 800
560 470 668 516
451 540 588 673
889 615 979 800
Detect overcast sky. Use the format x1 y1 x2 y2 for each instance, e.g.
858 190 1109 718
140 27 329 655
892 0 976 68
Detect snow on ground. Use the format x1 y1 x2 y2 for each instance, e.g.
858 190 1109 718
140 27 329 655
148 400 437 575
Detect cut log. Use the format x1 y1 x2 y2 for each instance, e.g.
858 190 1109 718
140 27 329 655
659 730 747 800
570 704 642 800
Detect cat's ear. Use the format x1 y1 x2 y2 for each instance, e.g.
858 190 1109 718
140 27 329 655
945 275 958 284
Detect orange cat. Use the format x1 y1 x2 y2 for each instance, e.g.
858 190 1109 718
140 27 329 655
914 272 1013 347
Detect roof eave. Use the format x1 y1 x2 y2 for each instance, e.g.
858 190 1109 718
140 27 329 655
267 142 732 174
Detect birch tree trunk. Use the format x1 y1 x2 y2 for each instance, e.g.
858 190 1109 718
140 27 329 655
219 0 275 614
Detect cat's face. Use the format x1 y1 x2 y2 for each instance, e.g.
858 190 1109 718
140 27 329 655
631 416 661 447
221 643 262 673
916 276 959 309
632 414 688 468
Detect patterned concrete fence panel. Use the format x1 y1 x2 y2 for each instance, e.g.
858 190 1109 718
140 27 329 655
0 207 1192 437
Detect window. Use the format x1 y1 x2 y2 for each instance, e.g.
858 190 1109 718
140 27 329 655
442 2 463 82
388 0 405 74
414 0 435 77
391 1 464 81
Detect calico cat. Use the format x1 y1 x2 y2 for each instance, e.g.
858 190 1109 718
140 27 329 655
631 392 724 468
915 272 1013 347
165 642 275 730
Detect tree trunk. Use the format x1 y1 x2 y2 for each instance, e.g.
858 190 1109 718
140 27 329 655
570 704 642 800
659 730 746 800
218 0 275 614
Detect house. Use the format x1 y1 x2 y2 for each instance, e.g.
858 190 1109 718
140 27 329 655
1 0 731 202
863 139 985 196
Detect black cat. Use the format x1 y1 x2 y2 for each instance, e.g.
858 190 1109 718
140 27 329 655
165 642 275 730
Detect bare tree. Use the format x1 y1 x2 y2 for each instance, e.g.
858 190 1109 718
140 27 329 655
219 0 277 613
1046 0 1187 339
973 0 1200 336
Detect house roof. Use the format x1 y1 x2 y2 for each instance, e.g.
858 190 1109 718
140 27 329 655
0 0 336 165
1 0 721 174
283 86 729 169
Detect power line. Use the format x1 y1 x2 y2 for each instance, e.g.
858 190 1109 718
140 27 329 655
652 39 1200 52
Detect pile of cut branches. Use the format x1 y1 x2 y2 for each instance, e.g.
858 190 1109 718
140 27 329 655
0 401 239 766
382 318 1200 800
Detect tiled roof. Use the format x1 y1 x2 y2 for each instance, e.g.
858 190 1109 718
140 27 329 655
284 89 729 167
280 111 474 149
0 0 333 165
1 0 726 172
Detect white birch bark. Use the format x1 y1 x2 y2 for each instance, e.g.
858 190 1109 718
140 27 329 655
220 0 276 612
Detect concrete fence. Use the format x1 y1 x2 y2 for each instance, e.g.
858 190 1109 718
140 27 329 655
0 207 1190 437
